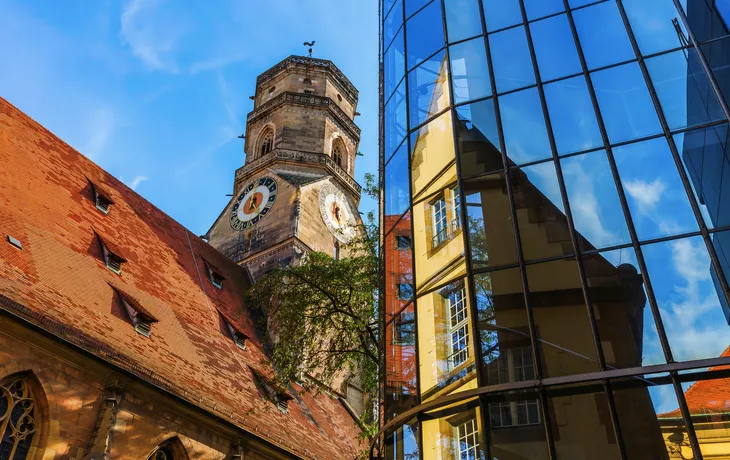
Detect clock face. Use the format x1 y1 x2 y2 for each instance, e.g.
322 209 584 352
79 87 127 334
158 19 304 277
230 177 278 231
319 184 357 243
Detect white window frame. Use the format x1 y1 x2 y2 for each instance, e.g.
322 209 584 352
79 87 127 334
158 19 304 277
487 347 541 428
432 196 448 247
455 417 479 460
447 288 469 370
451 186 461 231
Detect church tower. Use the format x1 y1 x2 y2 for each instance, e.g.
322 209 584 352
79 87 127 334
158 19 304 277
206 56 362 280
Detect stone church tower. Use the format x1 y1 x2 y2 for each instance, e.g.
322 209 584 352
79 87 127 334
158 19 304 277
205 55 365 413
206 55 362 280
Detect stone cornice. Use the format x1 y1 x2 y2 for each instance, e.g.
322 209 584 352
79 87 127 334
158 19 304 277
235 149 362 197
256 55 358 105
247 91 361 139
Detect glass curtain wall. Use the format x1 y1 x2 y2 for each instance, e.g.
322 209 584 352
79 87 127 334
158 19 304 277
378 0 730 458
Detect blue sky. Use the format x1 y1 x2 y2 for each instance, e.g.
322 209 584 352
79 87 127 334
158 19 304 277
0 0 379 235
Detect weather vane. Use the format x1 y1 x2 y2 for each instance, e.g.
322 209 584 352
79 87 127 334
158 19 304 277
303 41 316 58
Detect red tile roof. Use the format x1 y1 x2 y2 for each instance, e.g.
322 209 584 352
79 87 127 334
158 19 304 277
0 97 363 459
659 346 730 419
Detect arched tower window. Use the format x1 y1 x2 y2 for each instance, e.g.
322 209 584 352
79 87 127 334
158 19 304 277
147 436 189 460
258 128 274 158
332 139 345 169
0 375 39 460
150 447 174 460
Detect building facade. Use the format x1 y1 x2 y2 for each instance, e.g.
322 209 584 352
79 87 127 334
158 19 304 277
0 58 364 459
205 55 366 414
377 0 730 459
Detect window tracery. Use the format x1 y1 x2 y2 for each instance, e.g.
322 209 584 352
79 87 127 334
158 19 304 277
259 129 274 157
0 375 38 460
332 139 345 169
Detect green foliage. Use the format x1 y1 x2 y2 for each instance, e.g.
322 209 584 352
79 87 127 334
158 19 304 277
249 183 381 438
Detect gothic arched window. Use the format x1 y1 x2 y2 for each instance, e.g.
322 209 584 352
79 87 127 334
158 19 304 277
150 447 174 460
0 375 38 460
332 139 345 169
259 129 274 157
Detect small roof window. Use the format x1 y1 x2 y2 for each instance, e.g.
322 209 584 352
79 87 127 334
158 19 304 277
96 232 127 275
220 311 248 351
250 368 293 414
88 180 114 214
111 285 158 337
203 259 225 289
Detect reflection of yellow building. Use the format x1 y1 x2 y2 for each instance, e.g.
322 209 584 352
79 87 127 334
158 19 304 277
659 347 730 459
392 52 671 460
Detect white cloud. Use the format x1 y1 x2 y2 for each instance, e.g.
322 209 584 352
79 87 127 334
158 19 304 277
624 178 667 213
128 175 148 191
82 107 116 160
119 0 189 72
562 162 617 248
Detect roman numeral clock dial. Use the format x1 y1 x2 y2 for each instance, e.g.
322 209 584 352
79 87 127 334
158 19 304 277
230 177 278 231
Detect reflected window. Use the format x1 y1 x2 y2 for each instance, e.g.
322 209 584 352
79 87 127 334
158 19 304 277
455 418 480 459
394 311 416 345
487 347 534 384
490 25 535 93
430 187 461 248
592 62 662 144
447 287 470 369
573 1 634 70
432 195 449 247
396 235 412 250
490 398 540 428
397 281 414 301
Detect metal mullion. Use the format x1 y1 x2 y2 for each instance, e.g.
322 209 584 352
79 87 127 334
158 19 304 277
671 0 730 126
617 0 730 337
603 380 627 460
517 0 608 376
538 387 558 459
384 300 415 328
439 0 487 400
378 1 387 454
405 0 436 22
483 0 545 393
670 372 703 460
560 0 675 365
399 3 424 455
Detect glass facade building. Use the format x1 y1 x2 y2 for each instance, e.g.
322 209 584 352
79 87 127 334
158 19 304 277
377 0 730 458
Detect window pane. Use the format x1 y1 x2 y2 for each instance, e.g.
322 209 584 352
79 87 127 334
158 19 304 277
544 76 602 155
582 247 666 368
450 38 492 105
523 0 563 21
385 309 418 422
385 143 410 218
561 150 631 251
512 162 576 261
384 0 403 53
405 0 430 18
647 49 726 131
546 384 621 460
424 402 483 457
384 79 407 163
489 25 536 93
410 111 456 201
476 269 535 383
701 35 730 111
385 212 414 321
384 27 405 103
408 49 450 129
527 258 602 377
674 123 730 230
611 375 685 459
623 0 686 55
488 389 550 456
445 0 483 43
614 137 699 241
464 175 519 269
573 1 634 70
500 87 552 165
592 62 662 144
384 418 420 458
530 14 582 82
683 0 728 42
416 279 473 395
643 236 730 362
406 0 444 70
568 0 595 6
456 99 502 179
483 0 522 32
712 230 730 325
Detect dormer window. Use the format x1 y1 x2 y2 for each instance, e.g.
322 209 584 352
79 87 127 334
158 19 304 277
112 285 158 337
250 368 293 413
221 313 247 350
203 259 225 289
96 233 126 275
89 180 114 214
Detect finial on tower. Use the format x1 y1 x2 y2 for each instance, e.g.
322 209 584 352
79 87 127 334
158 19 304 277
303 41 316 57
